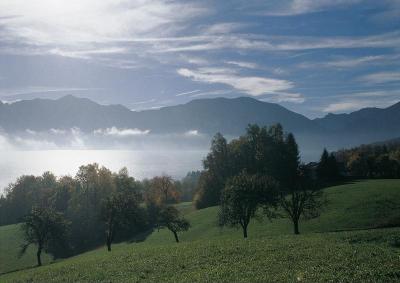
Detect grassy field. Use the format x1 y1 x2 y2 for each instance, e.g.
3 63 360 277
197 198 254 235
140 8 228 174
0 224 51 275
1 179 400 282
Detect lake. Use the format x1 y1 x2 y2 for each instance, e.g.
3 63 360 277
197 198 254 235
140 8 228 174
0 150 207 194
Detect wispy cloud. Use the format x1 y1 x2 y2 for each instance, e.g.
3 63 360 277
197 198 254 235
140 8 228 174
190 89 232 98
299 54 400 69
0 0 207 45
263 0 362 16
322 89 400 113
155 32 400 54
177 67 303 102
225 61 259 69
49 47 128 59
184 130 201 137
94 127 150 137
322 98 398 113
1 0 399 69
359 71 400 84
0 86 99 98
130 98 157 105
0 0 208 61
203 22 249 34
175 89 201 97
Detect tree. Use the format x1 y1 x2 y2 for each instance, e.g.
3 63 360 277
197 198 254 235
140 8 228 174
219 172 278 238
279 165 325 235
100 191 142 251
195 133 231 208
157 206 190 243
180 171 201 201
19 207 69 266
194 170 223 209
317 149 340 182
148 175 180 205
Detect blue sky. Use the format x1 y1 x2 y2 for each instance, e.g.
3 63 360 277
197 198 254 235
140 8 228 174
0 0 399 118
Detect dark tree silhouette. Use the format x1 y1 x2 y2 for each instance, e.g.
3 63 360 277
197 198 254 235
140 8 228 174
219 172 278 238
277 133 326 234
19 207 69 266
157 206 190 243
279 165 325 234
100 191 142 251
195 133 231 208
317 149 340 182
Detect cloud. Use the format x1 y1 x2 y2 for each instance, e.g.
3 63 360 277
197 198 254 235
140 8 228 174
190 89 232 98
264 0 362 16
49 47 128 59
0 0 207 61
94 127 150 137
153 31 400 55
326 56 391 68
181 56 209 66
322 98 399 113
203 22 248 34
225 61 259 69
184 130 200 136
1 0 399 74
358 72 400 84
130 98 157 105
175 89 201 97
50 128 67 135
0 0 206 45
0 133 15 150
177 67 300 101
299 54 400 69
322 89 400 113
0 86 99 99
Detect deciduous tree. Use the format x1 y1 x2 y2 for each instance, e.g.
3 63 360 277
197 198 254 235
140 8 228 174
19 207 69 266
219 172 278 238
157 206 190 243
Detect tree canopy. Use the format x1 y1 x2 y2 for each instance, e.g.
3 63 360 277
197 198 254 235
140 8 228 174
20 207 69 266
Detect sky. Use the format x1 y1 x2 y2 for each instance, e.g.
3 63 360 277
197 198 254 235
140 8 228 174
0 0 399 118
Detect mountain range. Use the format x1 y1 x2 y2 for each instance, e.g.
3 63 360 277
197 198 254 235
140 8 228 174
0 95 399 158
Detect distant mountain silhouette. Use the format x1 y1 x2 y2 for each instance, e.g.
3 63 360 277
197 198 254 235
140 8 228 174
1 95 399 158
315 101 400 145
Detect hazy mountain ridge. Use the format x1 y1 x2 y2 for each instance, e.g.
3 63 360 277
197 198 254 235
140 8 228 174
0 95 399 157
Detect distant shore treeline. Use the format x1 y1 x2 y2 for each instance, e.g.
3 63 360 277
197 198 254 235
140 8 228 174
334 140 400 178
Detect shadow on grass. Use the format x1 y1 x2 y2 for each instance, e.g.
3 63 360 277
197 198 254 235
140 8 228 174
126 229 154 243
320 177 359 188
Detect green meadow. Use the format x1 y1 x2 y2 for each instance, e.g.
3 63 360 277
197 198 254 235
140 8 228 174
1 179 400 282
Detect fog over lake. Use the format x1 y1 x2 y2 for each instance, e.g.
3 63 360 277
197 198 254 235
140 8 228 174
0 150 206 194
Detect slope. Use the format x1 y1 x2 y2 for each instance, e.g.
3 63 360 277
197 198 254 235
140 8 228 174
1 179 400 282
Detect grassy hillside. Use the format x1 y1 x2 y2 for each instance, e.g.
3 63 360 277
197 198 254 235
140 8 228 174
0 224 51 275
146 179 400 243
2 228 400 282
1 179 400 282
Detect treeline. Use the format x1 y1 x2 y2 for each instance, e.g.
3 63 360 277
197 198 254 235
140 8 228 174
0 165 199 262
335 141 400 178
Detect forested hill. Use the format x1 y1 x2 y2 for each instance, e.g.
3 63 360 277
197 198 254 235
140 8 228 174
0 95 399 154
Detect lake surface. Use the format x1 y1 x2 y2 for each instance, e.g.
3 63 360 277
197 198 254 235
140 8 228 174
0 150 207 194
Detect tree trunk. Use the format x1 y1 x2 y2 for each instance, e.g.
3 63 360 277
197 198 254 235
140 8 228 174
173 231 179 243
106 239 112 251
37 247 42 267
106 232 112 251
242 224 248 238
293 218 300 235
